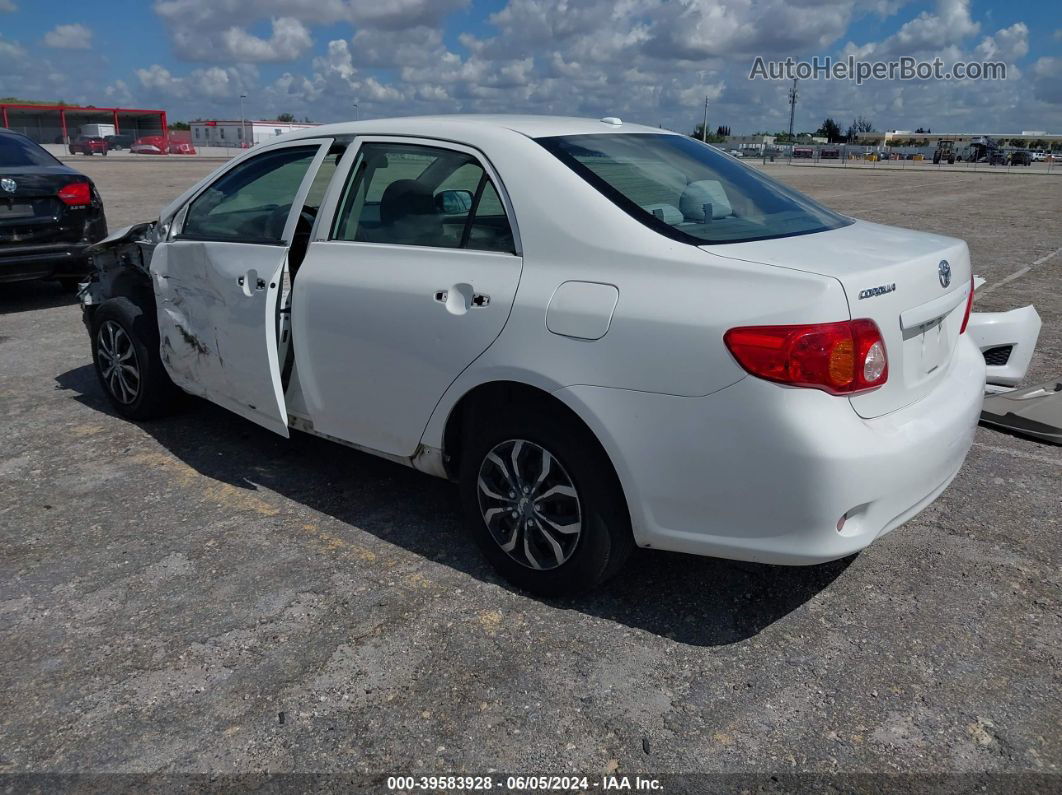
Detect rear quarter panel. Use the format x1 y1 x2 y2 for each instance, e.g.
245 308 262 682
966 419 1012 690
419 131 850 449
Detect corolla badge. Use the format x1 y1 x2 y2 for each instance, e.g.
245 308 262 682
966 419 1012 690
0 178 16 193
858 283 896 299
938 259 952 288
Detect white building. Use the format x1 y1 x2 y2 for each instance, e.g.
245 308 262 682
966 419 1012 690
190 119 320 149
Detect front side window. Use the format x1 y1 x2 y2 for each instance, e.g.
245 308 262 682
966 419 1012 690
180 144 320 244
538 133 850 245
331 142 515 253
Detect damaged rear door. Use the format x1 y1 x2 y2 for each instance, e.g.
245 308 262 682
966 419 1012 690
151 139 332 437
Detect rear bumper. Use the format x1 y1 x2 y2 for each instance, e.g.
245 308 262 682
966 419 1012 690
0 242 94 282
557 335 986 565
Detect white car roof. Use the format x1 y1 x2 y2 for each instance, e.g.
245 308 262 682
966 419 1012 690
283 114 674 144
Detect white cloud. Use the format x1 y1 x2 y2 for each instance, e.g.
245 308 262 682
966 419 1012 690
153 0 468 59
0 0 16 12
43 23 94 50
16 0 1049 134
0 34 26 61
135 63 254 102
842 0 980 60
1031 57 1062 105
220 17 313 63
104 79 134 105
974 23 1029 62
349 25 450 68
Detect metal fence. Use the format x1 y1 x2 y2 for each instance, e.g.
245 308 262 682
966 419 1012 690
738 143 1059 172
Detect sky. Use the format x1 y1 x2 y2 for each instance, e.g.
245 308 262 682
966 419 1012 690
0 0 1059 134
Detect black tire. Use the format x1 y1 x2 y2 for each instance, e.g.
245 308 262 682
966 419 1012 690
459 405 634 596
90 297 180 420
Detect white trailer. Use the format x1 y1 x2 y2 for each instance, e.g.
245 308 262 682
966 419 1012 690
80 123 116 138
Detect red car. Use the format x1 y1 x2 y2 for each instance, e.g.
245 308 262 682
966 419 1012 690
130 135 166 155
68 136 109 156
168 140 197 155
129 136 198 156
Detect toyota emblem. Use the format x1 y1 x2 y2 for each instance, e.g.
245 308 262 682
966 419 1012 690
938 259 952 288
0 177 16 193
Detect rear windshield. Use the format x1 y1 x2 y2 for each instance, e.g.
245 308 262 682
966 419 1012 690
538 133 851 245
0 134 61 167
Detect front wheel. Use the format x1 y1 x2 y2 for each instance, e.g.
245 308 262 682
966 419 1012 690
90 297 180 420
459 409 634 596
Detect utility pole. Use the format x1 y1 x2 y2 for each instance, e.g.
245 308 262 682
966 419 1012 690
701 96 709 142
787 78 798 141
240 93 247 148
353 102 359 121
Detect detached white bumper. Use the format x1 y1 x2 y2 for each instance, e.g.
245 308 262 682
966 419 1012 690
966 305 1041 388
556 335 986 565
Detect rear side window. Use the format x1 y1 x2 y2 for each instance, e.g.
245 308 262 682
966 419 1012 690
330 142 515 254
538 133 850 245
180 145 320 244
0 134 61 167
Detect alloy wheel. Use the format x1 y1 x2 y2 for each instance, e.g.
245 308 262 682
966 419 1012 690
476 438 582 570
96 320 141 405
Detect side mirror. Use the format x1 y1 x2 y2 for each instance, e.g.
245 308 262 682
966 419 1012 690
435 189 473 215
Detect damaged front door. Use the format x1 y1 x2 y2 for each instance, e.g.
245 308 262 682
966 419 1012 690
151 140 331 437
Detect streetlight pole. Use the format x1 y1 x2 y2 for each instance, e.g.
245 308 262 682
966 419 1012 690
787 78 797 141
240 93 247 148
353 103 359 121
701 96 709 143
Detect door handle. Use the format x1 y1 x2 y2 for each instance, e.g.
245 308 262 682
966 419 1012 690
471 293 490 307
238 275 267 290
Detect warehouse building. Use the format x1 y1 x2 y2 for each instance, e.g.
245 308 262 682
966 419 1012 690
190 119 320 149
0 103 167 145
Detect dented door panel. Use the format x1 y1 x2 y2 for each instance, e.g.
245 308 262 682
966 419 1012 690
152 240 290 436
149 138 333 437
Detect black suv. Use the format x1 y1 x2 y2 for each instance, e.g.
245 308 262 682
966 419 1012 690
1008 150 1032 166
0 128 108 288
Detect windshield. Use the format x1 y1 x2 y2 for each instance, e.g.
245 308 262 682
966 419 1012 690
0 134 62 167
538 133 851 245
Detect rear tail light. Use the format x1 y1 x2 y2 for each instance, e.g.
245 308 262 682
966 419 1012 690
724 319 888 395
57 182 92 206
959 274 974 334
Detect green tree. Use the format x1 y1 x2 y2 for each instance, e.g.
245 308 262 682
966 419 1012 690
276 112 296 123
816 118 842 142
168 121 190 131
690 123 725 143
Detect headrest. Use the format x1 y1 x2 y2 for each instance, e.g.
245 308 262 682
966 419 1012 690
380 179 434 226
679 180 732 221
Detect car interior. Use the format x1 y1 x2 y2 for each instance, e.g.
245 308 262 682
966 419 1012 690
332 143 514 254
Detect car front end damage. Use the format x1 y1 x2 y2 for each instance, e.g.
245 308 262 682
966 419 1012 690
79 221 159 330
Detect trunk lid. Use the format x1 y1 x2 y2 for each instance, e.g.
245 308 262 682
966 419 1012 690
0 166 78 238
702 219 972 418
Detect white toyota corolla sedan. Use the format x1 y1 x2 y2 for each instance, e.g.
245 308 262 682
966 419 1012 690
81 115 986 595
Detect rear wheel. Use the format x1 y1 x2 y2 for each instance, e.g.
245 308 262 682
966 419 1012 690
459 408 633 596
90 297 180 419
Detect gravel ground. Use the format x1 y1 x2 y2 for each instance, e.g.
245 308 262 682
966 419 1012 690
1 158 1059 787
